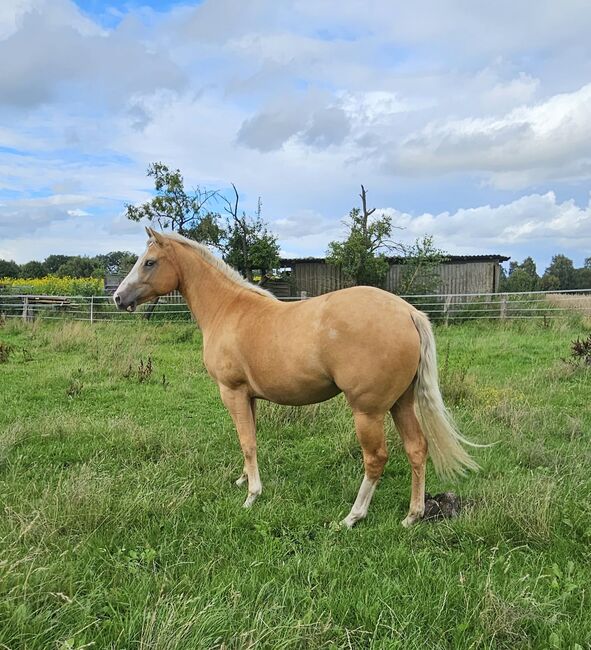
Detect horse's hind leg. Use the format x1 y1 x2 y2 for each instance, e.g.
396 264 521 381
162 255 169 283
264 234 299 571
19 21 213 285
341 411 388 528
391 387 427 527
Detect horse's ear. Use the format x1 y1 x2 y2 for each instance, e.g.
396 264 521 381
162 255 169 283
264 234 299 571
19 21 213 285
150 228 166 246
145 226 166 246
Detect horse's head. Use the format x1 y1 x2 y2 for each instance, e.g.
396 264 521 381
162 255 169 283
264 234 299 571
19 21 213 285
113 227 179 312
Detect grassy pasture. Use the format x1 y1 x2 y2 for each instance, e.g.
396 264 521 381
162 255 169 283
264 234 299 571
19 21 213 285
0 317 590 649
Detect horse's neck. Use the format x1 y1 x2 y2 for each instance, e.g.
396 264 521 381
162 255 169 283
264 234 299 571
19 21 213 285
173 243 245 331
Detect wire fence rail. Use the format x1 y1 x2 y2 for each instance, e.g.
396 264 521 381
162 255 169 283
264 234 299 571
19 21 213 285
1 289 590 324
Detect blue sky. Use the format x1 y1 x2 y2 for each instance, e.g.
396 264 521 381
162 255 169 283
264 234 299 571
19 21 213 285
1 0 590 272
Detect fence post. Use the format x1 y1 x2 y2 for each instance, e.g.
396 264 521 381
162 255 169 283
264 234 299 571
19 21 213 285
500 294 507 320
21 296 29 322
90 296 94 324
144 296 160 320
443 295 452 326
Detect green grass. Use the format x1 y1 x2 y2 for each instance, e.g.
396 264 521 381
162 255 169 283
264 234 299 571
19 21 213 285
1 317 590 649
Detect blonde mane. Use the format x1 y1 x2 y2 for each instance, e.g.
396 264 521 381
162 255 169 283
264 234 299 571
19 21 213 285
162 231 277 299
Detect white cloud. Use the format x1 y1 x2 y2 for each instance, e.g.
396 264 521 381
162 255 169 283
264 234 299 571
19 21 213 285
0 0 184 108
0 193 95 238
383 83 591 188
379 192 591 259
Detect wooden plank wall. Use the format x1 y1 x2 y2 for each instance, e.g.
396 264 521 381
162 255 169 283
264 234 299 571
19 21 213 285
438 262 497 295
293 261 499 296
292 262 344 296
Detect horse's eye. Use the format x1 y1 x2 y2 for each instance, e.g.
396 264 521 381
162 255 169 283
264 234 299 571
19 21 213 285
145 260 156 267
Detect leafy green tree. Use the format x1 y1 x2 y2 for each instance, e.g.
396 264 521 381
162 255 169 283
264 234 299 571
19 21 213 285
44 255 71 275
94 251 138 276
397 236 448 295
56 256 100 278
574 257 591 288
504 256 539 292
542 254 575 290
327 185 401 287
540 273 560 291
126 163 280 282
573 266 591 289
19 261 46 278
0 259 20 278
125 162 224 247
221 191 279 281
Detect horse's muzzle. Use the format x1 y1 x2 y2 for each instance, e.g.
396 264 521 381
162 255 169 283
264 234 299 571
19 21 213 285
113 292 137 312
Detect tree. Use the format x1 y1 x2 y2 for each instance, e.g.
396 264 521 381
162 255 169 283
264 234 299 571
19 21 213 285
540 273 560 291
573 266 591 289
44 255 71 275
0 259 20 278
221 190 279 281
504 256 539 292
126 163 280 281
397 235 448 295
94 251 138 276
327 185 402 287
125 162 224 247
56 256 100 278
542 254 575 290
19 261 46 278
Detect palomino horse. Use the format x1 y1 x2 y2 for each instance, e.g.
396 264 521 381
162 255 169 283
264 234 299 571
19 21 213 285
114 228 478 527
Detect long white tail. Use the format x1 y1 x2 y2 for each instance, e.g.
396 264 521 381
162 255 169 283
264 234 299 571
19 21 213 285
411 310 480 480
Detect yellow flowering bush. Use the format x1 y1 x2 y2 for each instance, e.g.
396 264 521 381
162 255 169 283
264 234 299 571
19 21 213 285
0 276 104 296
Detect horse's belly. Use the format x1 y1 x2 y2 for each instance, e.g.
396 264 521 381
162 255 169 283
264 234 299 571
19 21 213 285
249 370 340 406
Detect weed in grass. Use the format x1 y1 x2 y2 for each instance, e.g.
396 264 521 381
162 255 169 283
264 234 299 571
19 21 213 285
113 545 159 574
0 340 11 362
19 346 32 362
123 356 154 383
570 334 591 366
439 341 475 406
66 368 84 398
138 356 153 382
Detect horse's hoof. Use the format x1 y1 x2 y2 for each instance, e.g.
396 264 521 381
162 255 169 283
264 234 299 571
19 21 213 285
340 515 358 529
242 493 259 508
401 513 422 528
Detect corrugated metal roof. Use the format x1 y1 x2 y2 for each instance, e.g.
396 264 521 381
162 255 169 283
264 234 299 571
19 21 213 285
280 254 510 265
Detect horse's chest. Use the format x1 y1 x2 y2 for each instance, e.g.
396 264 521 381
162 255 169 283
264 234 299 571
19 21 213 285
203 345 244 387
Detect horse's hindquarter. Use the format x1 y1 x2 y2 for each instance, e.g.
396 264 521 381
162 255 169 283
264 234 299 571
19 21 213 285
320 287 421 410
236 287 421 409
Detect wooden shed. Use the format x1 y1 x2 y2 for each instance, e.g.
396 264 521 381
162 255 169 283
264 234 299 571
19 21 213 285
279 255 510 297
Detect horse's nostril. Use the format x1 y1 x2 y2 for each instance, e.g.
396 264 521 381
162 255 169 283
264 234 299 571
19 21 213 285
114 294 121 306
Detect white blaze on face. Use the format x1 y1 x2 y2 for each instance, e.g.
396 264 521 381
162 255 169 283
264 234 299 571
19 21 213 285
113 242 152 308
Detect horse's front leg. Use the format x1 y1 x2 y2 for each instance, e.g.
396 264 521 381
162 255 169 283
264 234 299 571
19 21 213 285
219 385 261 508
